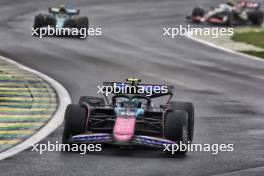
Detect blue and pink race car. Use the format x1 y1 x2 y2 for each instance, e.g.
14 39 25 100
62 78 194 155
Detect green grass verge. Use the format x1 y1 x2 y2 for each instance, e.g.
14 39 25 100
231 30 264 59
241 51 264 58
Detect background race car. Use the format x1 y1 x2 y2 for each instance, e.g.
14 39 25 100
33 5 89 38
186 1 264 26
62 78 195 156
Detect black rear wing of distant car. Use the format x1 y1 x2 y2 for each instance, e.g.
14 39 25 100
48 7 80 15
102 81 174 98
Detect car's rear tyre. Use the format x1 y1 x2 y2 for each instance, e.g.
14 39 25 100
191 7 205 22
164 110 188 155
79 96 105 106
62 104 87 144
169 101 194 142
226 11 235 26
248 10 264 25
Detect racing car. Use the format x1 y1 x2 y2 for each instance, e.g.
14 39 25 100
33 5 89 37
62 78 194 155
186 0 264 26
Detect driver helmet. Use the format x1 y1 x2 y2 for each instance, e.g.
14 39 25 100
131 99 142 108
227 0 236 6
59 4 66 13
120 99 141 109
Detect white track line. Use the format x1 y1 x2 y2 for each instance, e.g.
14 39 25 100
211 165 264 176
0 55 71 160
185 33 264 62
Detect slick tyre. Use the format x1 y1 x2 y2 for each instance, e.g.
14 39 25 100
79 96 105 106
62 104 87 144
248 10 264 25
76 17 89 39
33 15 46 35
191 7 205 22
33 15 45 28
164 110 189 155
226 12 235 26
170 101 194 142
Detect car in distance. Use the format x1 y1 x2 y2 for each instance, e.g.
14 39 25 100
62 78 194 155
33 5 89 38
186 0 264 26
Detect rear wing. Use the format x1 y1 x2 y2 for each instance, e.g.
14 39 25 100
237 2 260 9
102 81 174 98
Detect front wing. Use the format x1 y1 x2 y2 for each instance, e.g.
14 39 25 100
69 133 176 148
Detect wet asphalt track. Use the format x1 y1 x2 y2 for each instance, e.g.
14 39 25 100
0 0 264 175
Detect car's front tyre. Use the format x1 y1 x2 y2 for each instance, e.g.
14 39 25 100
169 101 194 142
62 104 87 144
75 17 89 39
33 15 46 35
164 110 189 155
